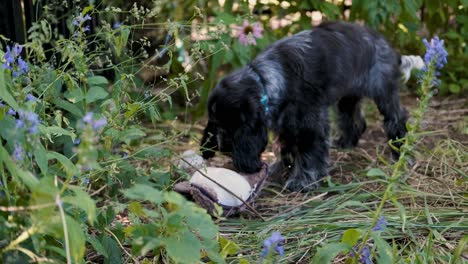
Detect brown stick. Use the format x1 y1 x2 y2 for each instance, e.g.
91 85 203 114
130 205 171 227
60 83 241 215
180 158 267 221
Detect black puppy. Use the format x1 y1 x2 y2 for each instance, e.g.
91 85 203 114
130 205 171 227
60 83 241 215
200 21 423 191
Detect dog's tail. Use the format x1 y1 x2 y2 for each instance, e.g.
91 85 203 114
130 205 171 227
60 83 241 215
400 55 425 83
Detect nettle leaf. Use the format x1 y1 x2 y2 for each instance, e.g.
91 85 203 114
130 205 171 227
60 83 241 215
86 86 109 103
101 234 123 264
120 127 146 145
63 186 97 224
87 75 109 87
0 70 19 110
34 142 48 175
0 145 39 189
66 215 87 262
371 233 394 264
39 125 76 143
311 242 350 264
163 230 203 264
47 151 79 177
123 184 163 204
53 98 84 117
86 234 109 258
341 229 361 247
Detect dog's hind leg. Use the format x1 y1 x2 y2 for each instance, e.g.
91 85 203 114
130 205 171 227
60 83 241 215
334 96 366 149
373 83 408 160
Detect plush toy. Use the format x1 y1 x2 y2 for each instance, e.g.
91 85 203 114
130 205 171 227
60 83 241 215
174 150 269 217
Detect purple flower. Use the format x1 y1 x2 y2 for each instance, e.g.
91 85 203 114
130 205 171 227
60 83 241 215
8 108 16 116
83 112 107 131
73 13 92 26
13 144 24 160
262 231 285 257
26 93 35 102
3 46 15 70
17 58 28 74
372 216 388 231
92 117 107 130
83 26 90 32
83 112 93 124
13 44 23 56
4 46 15 64
359 245 371 264
82 177 90 185
15 110 40 134
236 20 263 46
423 36 448 70
74 138 81 145
113 21 123 29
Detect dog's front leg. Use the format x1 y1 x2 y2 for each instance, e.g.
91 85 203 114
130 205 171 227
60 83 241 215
277 108 330 192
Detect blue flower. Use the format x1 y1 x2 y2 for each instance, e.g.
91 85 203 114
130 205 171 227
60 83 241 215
13 144 24 160
26 93 35 102
359 245 371 264
83 26 90 32
83 112 93 124
8 108 16 116
0 100 4 108
73 13 92 26
3 46 15 70
83 112 107 131
113 21 123 29
372 216 387 231
13 44 23 56
16 110 40 134
262 231 285 257
92 117 107 130
74 138 81 145
423 36 448 70
17 58 28 74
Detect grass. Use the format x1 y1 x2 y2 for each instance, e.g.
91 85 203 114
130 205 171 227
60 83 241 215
154 93 467 263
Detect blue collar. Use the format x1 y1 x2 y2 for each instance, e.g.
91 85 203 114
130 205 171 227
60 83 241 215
252 70 270 114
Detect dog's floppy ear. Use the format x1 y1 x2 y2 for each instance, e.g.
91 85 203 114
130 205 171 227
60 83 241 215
200 120 218 159
232 101 268 173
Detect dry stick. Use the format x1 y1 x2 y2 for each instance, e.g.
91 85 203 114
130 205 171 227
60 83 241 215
180 158 267 221
265 192 328 221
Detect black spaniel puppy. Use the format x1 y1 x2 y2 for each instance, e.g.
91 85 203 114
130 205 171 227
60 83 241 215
200 21 423 192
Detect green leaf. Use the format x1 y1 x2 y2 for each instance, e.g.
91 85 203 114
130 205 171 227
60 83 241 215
219 236 240 258
164 230 203 263
0 70 19 110
120 127 146 145
0 145 39 189
82 5 94 15
311 242 350 264
53 98 84 117
366 168 387 178
86 86 109 103
371 233 394 264
101 234 123 264
39 125 76 143
86 234 109 258
47 151 79 177
87 75 109 87
63 186 97 224
448 84 461 94
134 146 170 159
65 215 87 263
122 184 163 204
341 229 361 247
34 142 48 175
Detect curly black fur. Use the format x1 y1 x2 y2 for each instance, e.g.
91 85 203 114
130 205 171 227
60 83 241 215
201 21 420 192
